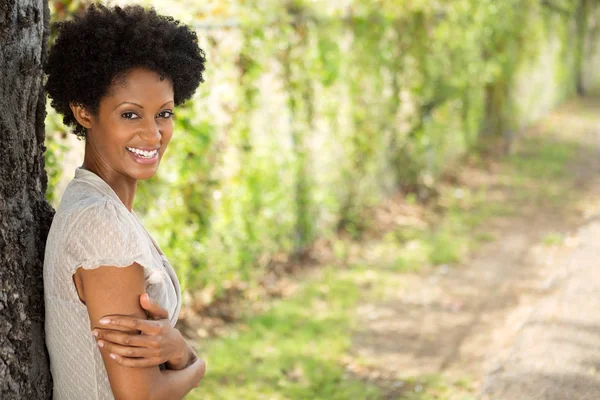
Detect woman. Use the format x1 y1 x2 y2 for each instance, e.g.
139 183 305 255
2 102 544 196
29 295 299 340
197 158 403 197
42 4 207 399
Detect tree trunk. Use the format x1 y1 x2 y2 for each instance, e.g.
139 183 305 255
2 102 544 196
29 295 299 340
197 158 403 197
0 0 54 398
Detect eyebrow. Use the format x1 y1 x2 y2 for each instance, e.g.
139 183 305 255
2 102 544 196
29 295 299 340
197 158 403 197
114 100 174 110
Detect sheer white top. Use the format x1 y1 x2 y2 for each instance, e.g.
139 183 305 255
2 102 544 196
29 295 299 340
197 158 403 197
43 166 181 399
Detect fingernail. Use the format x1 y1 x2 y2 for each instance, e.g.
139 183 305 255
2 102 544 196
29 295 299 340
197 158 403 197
110 353 116 360
99 318 110 324
97 341 104 348
92 330 98 337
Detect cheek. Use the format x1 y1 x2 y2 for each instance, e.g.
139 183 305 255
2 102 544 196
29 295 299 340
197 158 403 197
102 118 134 147
160 122 174 143
92 124 127 151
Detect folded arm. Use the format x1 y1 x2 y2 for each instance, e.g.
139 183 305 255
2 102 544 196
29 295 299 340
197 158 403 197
75 263 205 400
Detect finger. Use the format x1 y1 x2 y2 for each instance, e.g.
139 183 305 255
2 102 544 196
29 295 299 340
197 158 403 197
140 293 169 320
94 325 142 334
199 358 207 381
193 358 207 387
107 352 164 368
98 316 162 334
93 329 160 349
98 339 160 360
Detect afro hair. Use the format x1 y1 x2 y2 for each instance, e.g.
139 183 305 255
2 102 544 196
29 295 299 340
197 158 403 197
44 3 207 139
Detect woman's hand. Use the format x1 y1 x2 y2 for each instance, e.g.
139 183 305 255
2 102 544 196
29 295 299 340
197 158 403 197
91 293 188 369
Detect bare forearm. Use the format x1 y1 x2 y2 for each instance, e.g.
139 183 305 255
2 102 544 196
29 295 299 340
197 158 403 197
152 357 205 400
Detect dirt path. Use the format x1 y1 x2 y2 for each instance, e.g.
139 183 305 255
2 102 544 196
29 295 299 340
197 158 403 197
347 98 600 399
480 218 600 400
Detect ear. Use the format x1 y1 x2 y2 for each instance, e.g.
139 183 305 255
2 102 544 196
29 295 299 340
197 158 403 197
69 103 93 129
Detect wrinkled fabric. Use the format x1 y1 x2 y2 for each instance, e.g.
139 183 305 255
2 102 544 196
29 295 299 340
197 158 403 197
43 166 181 400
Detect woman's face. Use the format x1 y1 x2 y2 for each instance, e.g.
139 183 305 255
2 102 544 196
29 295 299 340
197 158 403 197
82 67 175 181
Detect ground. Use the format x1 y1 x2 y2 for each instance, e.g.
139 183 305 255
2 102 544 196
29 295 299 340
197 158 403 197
348 97 600 399
181 96 600 400
480 219 600 400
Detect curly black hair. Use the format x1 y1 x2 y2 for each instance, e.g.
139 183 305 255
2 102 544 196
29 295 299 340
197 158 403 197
44 3 207 139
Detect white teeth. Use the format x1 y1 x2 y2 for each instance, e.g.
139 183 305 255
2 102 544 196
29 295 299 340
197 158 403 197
126 147 158 158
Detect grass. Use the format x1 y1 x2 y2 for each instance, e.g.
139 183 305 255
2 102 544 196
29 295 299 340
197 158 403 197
185 128 583 399
387 136 580 271
186 266 385 399
543 232 564 246
505 137 579 206
396 374 476 400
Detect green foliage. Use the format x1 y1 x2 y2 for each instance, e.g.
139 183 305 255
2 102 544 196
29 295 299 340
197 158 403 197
183 98 587 399
44 99 71 206
45 0 593 298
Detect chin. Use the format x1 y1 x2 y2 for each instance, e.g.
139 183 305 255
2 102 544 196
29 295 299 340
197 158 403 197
130 165 159 180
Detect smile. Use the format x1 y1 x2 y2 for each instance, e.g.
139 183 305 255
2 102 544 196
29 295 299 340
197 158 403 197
126 147 159 158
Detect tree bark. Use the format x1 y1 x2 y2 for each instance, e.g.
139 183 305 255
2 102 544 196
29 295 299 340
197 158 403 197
0 0 54 398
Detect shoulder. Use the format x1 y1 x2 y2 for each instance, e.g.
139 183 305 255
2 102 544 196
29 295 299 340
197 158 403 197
61 196 144 270
61 194 133 240
51 179 156 276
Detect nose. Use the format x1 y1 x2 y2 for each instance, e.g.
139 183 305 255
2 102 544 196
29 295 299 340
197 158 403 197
140 118 161 144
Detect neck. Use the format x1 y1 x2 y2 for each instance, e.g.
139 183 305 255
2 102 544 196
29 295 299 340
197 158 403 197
82 146 137 213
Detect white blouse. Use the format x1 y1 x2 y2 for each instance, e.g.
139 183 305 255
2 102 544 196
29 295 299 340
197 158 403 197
43 166 181 399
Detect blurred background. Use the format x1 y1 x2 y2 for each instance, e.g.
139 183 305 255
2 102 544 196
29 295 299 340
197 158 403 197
45 1 600 399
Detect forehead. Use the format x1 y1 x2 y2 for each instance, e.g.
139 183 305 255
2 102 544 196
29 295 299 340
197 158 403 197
105 67 174 103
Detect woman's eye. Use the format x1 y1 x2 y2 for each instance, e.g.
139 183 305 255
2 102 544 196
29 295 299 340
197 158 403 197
158 110 174 119
122 112 139 120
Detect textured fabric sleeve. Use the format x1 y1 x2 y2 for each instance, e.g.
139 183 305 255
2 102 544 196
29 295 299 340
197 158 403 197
64 198 155 279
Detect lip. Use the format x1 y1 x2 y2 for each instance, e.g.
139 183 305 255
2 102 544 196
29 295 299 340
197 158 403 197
126 147 159 165
127 146 160 151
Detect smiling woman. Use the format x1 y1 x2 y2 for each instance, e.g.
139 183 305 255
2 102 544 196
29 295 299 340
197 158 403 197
42 4 207 400
70 67 176 183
